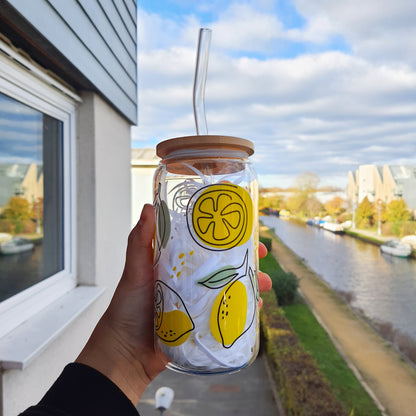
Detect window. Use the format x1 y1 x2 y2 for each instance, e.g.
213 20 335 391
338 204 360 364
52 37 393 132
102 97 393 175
0 93 64 301
0 41 79 337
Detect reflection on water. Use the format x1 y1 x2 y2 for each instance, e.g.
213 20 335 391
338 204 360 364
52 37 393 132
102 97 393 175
0 244 44 302
261 216 416 340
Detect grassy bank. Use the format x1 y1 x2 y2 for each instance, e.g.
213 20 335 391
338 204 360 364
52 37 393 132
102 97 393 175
259 243 381 416
283 302 380 416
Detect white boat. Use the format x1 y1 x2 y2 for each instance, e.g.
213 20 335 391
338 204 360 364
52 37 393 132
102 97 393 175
0 233 12 243
380 240 412 258
322 222 345 234
0 237 34 255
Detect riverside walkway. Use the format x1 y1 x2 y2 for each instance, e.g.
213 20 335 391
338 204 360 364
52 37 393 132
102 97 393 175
136 353 281 415
267 229 416 416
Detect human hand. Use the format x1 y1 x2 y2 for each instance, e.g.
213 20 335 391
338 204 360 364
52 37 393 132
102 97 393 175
76 204 272 405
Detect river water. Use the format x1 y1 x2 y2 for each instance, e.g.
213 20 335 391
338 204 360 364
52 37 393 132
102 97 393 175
261 216 416 341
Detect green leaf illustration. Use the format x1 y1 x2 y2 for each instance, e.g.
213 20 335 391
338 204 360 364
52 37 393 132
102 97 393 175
197 266 238 289
157 199 171 249
161 200 171 248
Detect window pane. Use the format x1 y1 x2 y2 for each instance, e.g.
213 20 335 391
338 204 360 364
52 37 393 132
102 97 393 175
0 92 64 302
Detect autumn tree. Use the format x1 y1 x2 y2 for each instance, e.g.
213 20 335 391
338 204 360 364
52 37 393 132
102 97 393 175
355 196 374 229
32 197 44 233
384 198 410 223
259 193 284 211
3 196 32 234
324 196 346 217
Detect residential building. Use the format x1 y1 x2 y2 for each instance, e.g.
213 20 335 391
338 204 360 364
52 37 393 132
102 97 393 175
348 164 416 211
131 148 159 228
0 2 136 414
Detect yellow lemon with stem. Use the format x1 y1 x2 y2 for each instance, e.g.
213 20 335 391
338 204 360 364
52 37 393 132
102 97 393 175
210 280 248 347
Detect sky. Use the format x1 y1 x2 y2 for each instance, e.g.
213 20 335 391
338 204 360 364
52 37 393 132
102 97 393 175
132 0 416 189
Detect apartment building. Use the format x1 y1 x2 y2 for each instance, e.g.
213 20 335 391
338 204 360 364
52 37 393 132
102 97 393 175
348 164 416 210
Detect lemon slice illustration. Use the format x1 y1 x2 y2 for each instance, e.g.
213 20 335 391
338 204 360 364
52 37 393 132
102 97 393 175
187 184 253 250
210 280 248 348
155 280 194 347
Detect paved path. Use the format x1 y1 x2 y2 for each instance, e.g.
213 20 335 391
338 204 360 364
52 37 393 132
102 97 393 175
266 229 416 416
136 354 281 416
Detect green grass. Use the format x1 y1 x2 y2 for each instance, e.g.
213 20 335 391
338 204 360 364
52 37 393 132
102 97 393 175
282 303 381 416
259 237 381 416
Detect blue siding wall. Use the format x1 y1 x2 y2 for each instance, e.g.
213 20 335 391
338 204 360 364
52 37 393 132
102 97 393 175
6 0 137 123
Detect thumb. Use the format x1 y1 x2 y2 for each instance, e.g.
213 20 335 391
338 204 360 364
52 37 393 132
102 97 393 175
122 204 155 288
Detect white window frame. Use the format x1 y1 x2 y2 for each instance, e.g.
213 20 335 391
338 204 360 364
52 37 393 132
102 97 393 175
0 40 81 338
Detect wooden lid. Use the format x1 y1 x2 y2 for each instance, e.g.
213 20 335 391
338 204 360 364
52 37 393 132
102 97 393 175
156 135 254 159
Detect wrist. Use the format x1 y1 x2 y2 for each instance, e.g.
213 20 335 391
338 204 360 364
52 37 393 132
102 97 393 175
76 321 151 405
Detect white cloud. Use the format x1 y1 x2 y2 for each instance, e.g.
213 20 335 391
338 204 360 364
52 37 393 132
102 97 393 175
134 2 416 187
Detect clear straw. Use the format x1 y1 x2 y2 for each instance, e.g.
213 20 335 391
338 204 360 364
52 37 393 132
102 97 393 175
193 28 212 135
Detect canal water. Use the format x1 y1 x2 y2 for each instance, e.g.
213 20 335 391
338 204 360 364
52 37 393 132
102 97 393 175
261 216 416 341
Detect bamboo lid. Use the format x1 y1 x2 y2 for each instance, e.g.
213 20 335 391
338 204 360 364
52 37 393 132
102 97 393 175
156 135 254 159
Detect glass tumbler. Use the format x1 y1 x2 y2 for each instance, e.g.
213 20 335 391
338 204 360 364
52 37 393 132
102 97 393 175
153 135 259 374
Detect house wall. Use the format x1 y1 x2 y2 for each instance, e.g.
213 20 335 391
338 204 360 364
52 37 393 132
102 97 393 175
1 0 137 123
2 93 132 416
358 165 376 202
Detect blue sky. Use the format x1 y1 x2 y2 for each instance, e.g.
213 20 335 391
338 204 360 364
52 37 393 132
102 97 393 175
0 93 43 164
133 0 416 188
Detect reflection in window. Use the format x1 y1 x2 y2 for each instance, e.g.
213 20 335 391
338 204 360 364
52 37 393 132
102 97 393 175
0 92 63 302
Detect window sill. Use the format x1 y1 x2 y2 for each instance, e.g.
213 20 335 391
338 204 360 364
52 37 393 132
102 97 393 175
0 286 105 370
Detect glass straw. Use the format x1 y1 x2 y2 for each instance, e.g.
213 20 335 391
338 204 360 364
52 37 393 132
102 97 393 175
193 28 212 135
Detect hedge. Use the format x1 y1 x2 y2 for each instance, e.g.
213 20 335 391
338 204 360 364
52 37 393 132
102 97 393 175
261 290 347 416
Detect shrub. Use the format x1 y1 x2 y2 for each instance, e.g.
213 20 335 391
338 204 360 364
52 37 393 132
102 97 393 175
381 222 394 236
259 235 272 252
259 251 299 306
21 219 36 234
261 291 347 416
395 332 416 364
0 219 13 233
274 271 299 305
400 221 416 237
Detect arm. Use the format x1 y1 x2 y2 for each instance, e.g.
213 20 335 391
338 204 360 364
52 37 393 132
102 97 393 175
21 204 272 413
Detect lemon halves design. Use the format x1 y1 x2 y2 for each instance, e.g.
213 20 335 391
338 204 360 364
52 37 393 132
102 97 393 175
154 280 194 347
187 183 253 251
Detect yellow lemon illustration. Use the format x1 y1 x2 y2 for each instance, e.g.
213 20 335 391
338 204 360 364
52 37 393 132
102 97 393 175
156 309 194 346
154 280 195 347
187 184 253 250
210 280 248 347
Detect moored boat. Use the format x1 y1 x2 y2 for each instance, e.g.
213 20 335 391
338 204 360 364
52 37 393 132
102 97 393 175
322 222 345 234
0 237 34 255
380 240 412 258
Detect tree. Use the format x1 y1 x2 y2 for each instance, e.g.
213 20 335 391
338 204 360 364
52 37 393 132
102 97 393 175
305 197 324 217
355 196 374 228
32 197 44 233
288 172 321 217
324 196 346 217
3 196 32 234
294 172 320 193
384 199 410 223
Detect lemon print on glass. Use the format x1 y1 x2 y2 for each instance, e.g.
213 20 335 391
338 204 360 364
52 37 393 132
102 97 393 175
210 280 248 348
154 280 194 347
187 183 253 251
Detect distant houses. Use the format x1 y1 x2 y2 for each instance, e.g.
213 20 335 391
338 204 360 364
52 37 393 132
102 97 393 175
0 163 43 214
348 164 416 211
